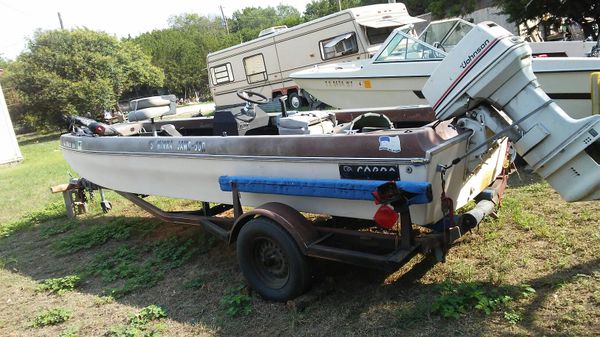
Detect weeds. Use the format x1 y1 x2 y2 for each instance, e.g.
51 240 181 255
93 295 115 307
40 220 76 238
59 325 80 337
431 281 535 321
222 286 253 317
504 310 523 324
51 218 144 255
0 256 17 269
107 305 166 337
183 276 204 289
31 308 72 327
85 235 210 297
37 275 80 295
129 305 167 327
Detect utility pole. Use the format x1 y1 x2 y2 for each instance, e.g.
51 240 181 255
57 12 64 29
219 5 229 35
338 0 342 11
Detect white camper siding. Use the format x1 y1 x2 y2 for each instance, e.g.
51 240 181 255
275 21 365 79
0 83 23 165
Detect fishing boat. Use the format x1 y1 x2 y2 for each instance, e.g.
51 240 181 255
291 19 600 118
61 98 506 226
59 21 599 301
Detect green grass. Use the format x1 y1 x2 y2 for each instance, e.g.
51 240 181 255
0 133 69 224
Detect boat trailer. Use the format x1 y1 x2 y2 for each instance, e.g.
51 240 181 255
52 174 506 301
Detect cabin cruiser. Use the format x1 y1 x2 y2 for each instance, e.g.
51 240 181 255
291 19 600 119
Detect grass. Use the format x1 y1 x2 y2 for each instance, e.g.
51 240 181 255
0 132 70 224
0 134 598 336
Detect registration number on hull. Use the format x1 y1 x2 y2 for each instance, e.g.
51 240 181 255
339 164 400 181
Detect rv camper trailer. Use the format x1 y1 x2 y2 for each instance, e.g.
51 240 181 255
207 3 423 110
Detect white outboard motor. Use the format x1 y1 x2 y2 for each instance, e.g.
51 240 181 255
423 22 600 201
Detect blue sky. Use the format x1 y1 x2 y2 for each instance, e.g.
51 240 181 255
0 0 312 59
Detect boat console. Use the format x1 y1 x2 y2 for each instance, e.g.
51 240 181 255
423 22 600 201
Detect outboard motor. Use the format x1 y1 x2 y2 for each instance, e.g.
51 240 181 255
423 22 600 201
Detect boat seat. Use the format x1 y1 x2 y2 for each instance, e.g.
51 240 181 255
128 95 177 122
335 112 394 134
278 111 336 135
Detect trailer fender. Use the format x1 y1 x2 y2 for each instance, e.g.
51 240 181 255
229 202 318 252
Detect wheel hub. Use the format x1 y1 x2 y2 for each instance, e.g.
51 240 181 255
254 237 289 287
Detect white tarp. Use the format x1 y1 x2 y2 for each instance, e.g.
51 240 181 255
0 82 23 165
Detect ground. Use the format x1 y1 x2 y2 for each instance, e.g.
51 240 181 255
0 133 598 337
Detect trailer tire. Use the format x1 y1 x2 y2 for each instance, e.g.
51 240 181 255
287 92 303 110
237 217 312 301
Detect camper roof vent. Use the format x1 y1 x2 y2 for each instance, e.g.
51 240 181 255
258 25 288 37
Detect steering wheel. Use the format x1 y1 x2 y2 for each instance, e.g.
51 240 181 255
237 90 269 104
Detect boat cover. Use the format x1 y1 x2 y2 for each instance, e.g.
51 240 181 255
219 176 432 205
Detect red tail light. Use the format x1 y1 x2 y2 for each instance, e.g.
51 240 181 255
94 124 105 135
373 204 398 229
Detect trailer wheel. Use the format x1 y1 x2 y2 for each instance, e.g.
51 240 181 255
287 92 303 110
237 217 312 301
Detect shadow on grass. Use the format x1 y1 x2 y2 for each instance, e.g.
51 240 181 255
0 205 597 336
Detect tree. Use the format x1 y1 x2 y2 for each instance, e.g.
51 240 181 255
304 0 361 21
495 0 599 39
6 29 163 129
134 14 237 100
229 5 303 42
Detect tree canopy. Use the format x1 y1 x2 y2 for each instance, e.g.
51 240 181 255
134 14 236 101
494 0 600 39
6 29 164 128
229 5 303 42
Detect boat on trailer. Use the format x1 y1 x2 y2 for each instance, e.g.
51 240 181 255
60 22 599 301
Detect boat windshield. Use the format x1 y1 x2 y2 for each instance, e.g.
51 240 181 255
374 31 446 62
419 19 474 53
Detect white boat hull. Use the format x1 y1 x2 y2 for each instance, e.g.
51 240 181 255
292 58 599 118
61 133 507 226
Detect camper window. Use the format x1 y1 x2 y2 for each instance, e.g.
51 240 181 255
319 32 358 60
366 26 398 45
243 54 268 84
210 63 234 85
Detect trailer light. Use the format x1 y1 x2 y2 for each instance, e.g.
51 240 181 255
94 124 105 135
373 204 398 229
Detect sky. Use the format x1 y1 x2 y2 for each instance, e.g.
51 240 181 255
0 0 313 60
